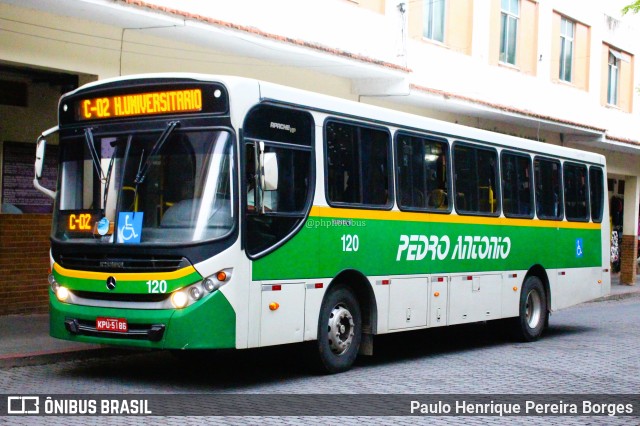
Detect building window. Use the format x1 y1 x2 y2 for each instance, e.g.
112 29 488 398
559 17 574 82
608 50 621 105
500 0 519 65
423 0 445 42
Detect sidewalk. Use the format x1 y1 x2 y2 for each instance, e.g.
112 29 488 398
1 274 639 368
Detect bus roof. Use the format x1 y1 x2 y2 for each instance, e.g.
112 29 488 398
63 73 605 166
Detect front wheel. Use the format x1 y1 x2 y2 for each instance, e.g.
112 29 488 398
315 287 362 374
511 276 548 342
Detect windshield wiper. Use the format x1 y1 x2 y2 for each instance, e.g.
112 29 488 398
134 121 180 184
102 137 130 210
84 128 105 182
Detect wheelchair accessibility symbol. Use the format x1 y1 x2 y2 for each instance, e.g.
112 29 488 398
575 238 584 258
117 212 143 244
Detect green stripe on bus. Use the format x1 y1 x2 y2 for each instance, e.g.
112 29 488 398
53 265 203 294
253 215 601 281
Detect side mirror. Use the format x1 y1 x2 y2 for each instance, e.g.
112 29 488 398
33 126 58 200
35 138 46 179
261 152 279 191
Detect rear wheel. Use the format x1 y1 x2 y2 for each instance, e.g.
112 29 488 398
511 276 547 342
315 287 361 374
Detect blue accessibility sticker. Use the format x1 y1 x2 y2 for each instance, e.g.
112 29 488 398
117 212 143 244
575 238 584 258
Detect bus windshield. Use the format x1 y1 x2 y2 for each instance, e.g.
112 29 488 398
53 128 234 244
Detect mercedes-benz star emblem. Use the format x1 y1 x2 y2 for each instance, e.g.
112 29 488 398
106 276 117 291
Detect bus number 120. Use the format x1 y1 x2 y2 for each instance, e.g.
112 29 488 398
341 234 359 252
146 279 167 294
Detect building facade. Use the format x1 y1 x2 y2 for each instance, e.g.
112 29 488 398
0 0 638 313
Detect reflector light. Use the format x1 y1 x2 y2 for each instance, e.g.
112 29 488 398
381 280 390 285
272 285 282 291
513 286 518 292
437 277 444 282
203 278 216 293
269 302 280 311
315 283 323 289
434 292 440 297
189 287 203 301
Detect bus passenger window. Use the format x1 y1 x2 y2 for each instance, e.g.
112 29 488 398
564 162 589 221
534 157 562 220
501 152 533 218
396 133 449 211
453 143 499 215
589 166 604 223
326 121 391 208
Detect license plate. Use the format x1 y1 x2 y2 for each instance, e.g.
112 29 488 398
96 317 128 332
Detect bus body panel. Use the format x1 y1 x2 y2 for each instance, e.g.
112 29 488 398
42 74 610 361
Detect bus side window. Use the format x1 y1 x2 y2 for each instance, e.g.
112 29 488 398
501 151 533 218
325 120 392 208
534 157 563 220
243 105 314 257
395 132 450 212
564 162 589 221
453 143 499 216
589 166 604 223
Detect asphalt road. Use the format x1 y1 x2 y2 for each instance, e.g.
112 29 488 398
1 297 639 425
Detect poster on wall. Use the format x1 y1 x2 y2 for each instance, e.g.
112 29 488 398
1 141 58 214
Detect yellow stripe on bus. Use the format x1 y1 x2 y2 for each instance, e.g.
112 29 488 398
309 206 601 230
53 263 198 281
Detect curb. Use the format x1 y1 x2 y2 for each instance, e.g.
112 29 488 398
591 291 640 303
0 347 135 369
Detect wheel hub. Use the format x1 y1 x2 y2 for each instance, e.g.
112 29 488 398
327 304 355 355
525 289 542 328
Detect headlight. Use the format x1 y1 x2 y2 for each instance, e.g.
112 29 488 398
171 291 189 309
56 286 70 302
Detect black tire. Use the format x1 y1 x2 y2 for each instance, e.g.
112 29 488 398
315 286 362 374
511 276 547 342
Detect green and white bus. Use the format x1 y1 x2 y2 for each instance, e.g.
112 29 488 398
35 74 610 373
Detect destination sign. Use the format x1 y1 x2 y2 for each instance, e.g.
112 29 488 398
76 88 203 121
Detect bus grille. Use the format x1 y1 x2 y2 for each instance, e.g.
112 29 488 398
58 254 188 273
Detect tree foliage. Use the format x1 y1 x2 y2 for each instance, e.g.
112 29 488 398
622 0 640 15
